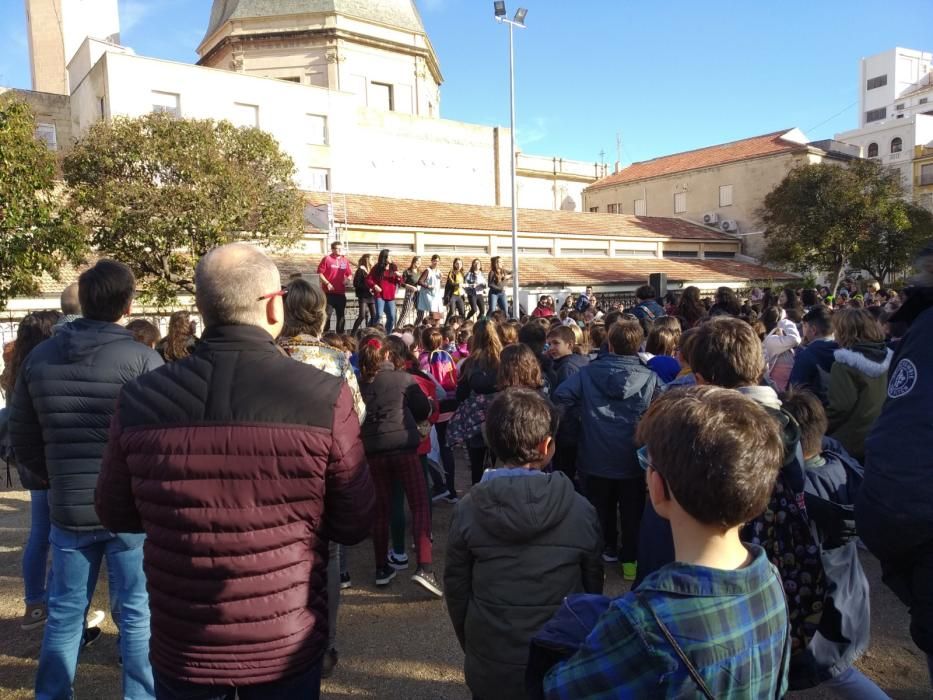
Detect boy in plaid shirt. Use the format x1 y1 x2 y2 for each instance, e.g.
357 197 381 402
544 386 790 699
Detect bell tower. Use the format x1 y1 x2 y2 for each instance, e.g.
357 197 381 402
25 0 120 94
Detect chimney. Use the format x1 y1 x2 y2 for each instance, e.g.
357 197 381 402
614 161 621 174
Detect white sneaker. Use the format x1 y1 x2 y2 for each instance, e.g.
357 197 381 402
388 550 410 570
86 610 106 628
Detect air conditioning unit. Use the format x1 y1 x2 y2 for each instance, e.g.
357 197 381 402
702 212 720 225
720 219 739 233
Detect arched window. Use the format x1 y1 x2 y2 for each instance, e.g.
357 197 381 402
891 137 903 153
867 142 879 157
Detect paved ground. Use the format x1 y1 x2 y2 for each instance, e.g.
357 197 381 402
0 463 929 699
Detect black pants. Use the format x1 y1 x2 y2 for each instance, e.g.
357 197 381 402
552 443 578 484
468 446 488 485
448 295 465 319
466 291 486 320
154 662 322 699
586 474 646 563
325 293 347 333
351 297 375 333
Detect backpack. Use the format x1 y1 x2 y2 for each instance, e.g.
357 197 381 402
428 350 458 393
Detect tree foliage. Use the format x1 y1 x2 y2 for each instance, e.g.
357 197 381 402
63 113 305 303
0 96 84 308
760 159 929 293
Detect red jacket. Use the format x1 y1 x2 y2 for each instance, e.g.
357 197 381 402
367 267 401 301
317 253 352 294
96 325 374 685
407 365 440 455
532 306 555 318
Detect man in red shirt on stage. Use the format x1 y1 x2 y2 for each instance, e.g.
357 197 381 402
317 241 353 333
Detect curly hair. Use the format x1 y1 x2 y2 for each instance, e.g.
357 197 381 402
497 343 543 390
162 311 195 362
0 310 62 396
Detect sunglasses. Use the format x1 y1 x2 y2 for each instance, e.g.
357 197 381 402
258 287 288 301
636 445 653 472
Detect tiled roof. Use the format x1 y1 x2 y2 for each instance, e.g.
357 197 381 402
306 193 734 241
274 254 796 287
586 130 806 191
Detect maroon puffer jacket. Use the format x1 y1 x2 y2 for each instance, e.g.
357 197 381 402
96 325 374 685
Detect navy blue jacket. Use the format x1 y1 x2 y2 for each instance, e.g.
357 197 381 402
861 305 933 522
552 353 589 389
789 338 838 403
553 352 659 480
630 299 665 321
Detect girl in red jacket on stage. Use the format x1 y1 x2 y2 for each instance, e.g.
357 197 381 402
367 249 402 333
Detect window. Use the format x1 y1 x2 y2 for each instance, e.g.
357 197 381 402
921 98 929 105
561 248 609 256
896 103 905 111
152 91 180 117
589 206 599 213
866 107 887 122
867 142 879 157
921 164 933 186
719 184 733 207
99 97 105 118
867 75 888 90
231 102 259 128
281 76 301 83
891 137 903 154
35 122 57 150
674 192 687 214
424 244 489 255
607 203 619 214
350 241 415 254
704 251 736 259
663 250 698 258
615 249 656 257
634 198 646 216
307 167 331 192
370 82 394 111
308 114 328 145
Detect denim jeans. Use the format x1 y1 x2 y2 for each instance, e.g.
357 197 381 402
24 489 52 605
375 298 397 333
37 526 153 700
488 291 507 316
154 662 322 700
822 666 889 698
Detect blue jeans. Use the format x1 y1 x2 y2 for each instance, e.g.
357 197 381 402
24 490 52 604
375 297 396 333
37 526 154 700
488 291 507 316
153 661 322 700
822 666 890 698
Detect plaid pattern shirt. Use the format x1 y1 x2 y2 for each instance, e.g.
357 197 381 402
544 545 789 699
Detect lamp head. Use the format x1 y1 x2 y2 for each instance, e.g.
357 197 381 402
514 7 528 24
494 1 506 18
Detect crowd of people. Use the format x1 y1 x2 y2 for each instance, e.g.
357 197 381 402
1 240 932 699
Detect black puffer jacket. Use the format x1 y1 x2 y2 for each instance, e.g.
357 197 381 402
360 363 432 454
9 318 162 530
444 471 603 699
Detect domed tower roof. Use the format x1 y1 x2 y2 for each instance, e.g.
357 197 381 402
203 0 428 42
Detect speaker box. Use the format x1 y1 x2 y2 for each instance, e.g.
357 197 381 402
649 273 667 299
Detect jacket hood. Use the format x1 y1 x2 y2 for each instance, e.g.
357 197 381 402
834 344 893 378
470 471 578 543
587 353 655 400
53 318 134 363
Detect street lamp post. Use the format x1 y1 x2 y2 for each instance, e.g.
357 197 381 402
494 2 527 319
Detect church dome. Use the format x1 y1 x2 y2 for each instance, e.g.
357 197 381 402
203 0 428 43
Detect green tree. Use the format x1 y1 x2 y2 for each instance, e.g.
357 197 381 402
849 203 933 284
759 159 912 294
0 96 84 308
64 112 305 303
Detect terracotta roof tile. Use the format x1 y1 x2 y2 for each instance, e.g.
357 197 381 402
306 192 734 241
586 129 805 191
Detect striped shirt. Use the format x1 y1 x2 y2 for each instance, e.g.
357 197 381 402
544 544 789 699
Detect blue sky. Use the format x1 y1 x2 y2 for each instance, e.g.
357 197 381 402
1 0 931 166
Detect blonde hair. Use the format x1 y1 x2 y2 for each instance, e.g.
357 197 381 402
832 307 884 348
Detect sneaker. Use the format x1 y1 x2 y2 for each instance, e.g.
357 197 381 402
321 648 339 678
601 551 619 564
339 572 352 590
388 550 410 570
411 569 443 598
81 626 103 649
21 603 47 631
442 494 459 504
431 489 451 503
86 609 106 629
375 565 396 586
621 562 637 581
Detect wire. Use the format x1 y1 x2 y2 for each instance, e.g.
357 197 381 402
806 99 858 134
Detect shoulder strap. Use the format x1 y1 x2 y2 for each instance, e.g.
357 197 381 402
635 592 715 700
